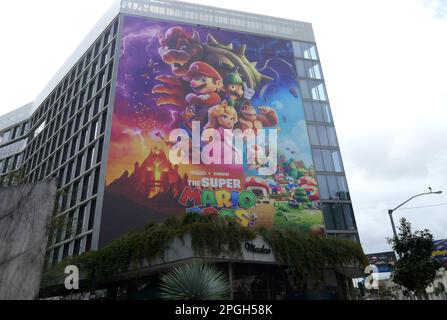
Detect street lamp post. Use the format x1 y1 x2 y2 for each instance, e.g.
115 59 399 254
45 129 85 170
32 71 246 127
388 189 443 239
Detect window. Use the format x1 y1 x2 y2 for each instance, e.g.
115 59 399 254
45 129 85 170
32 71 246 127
343 204 356 229
34 121 46 138
302 42 319 60
311 81 327 101
75 154 84 177
70 137 78 157
85 234 92 252
62 243 70 260
317 174 350 200
81 174 90 201
84 105 91 125
322 149 335 172
73 239 82 256
327 126 337 147
52 247 60 266
312 149 325 172
93 168 100 194
93 97 101 116
97 72 104 91
317 126 329 147
332 150 344 173
88 199 96 230
66 161 74 184
76 205 86 235
96 139 103 164
85 147 94 171
308 125 319 145
90 121 99 142
65 211 74 240
323 204 352 230
296 60 322 79
317 175 329 199
308 125 337 147
303 102 315 121
293 42 319 60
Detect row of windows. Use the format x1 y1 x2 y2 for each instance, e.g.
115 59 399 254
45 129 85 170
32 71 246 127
0 153 23 176
299 79 327 101
308 124 338 147
295 59 323 80
0 138 27 161
0 121 30 146
312 148 344 173
294 40 355 235
323 203 356 231
293 41 319 60
24 87 110 177
24 18 120 266
29 57 114 155
145 2 298 36
303 102 333 124
317 174 350 201
30 20 118 130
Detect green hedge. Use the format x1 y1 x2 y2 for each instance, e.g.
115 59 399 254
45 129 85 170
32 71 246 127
42 214 367 288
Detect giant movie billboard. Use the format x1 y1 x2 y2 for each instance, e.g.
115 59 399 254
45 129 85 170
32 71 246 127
101 16 324 243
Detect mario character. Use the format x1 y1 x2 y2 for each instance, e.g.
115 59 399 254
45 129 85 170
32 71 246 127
185 61 223 123
185 62 223 107
235 101 279 133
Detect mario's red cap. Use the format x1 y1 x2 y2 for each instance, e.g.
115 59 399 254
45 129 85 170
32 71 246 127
186 62 222 81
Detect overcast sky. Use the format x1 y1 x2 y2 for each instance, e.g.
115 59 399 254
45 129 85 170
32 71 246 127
1 0 446 254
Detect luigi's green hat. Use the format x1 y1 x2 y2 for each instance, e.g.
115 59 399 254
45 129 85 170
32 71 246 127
224 72 244 85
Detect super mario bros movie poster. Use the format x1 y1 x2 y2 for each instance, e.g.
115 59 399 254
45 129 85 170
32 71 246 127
101 15 325 242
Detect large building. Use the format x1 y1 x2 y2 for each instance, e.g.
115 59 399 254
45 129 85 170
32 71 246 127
0 0 360 298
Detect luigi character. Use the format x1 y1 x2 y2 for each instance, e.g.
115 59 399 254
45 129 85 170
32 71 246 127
223 71 255 109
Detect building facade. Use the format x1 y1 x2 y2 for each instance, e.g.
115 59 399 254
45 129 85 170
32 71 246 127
0 0 359 270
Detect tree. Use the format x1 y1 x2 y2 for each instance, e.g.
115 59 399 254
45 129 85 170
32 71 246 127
388 218 442 299
160 261 230 300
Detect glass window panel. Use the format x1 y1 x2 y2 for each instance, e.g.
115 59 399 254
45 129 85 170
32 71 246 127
327 126 338 147
317 83 327 101
336 176 350 200
312 149 325 171
314 103 324 122
322 104 332 123
322 149 335 172
317 126 329 146
323 205 335 230
76 205 86 235
311 84 319 100
317 175 329 199
303 102 315 121
295 59 306 78
293 42 303 58
305 61 322 79
343 204 356 230
333 204 346 230
299 80 310 100
327 175 339 199
312 63 322 79
332 151 343 173
308 125 319 145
